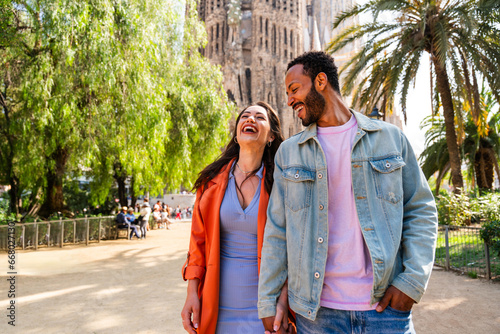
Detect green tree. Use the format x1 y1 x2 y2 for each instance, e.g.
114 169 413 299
327 0 500 193
85 0 234 208
1 0 234 218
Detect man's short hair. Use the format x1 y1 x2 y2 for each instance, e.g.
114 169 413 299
287 51 341 96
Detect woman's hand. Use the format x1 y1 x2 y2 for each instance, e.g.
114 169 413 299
181 279 201 333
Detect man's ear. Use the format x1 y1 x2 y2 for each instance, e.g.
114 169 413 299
315 72 328 92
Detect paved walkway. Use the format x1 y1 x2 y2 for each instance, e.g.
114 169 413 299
1 222 499 333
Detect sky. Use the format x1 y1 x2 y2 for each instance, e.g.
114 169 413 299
399 56 432 157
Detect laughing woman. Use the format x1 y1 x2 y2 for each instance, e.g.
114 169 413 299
181 102 286 333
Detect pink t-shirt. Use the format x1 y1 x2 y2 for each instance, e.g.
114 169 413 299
317 114 376 311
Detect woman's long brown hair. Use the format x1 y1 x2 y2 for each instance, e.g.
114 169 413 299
193 101 284 195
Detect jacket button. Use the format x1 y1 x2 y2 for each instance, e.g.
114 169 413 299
385 162 391 168
294 173 299 179
319 204 324 210
318 237 324 243
308 311 312 316
314 272 320 279
318 173 323 179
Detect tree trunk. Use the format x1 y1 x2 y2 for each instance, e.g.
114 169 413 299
432 57 464 193
8 175 20 218
1 82 21 218
475 146 494 190
130 176 137 209
39 147 69 217
116 176 127 207
24 179 43 219
113 160 128 207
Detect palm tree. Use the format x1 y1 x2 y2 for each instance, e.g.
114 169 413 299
326 0 500 193
420 90 500 194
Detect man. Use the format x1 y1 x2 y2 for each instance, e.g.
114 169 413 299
258 51 438 333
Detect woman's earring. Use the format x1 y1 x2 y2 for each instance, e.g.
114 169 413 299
234 137 238 144
267 141 272 147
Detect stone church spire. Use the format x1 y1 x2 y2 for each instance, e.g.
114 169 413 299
198 0 359 138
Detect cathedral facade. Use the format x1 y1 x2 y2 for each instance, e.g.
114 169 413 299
198 0 358 138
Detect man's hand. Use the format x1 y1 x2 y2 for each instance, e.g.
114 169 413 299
376 286 415 312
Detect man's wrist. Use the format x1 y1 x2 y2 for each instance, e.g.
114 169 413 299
258 303 277 319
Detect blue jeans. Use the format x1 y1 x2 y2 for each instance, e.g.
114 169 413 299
139 220 147 238
129 224 140 239
296 306 415 334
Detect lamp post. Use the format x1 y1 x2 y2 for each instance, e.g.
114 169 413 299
368 106 383 119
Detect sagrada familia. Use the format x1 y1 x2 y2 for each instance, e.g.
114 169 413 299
197 0 360 137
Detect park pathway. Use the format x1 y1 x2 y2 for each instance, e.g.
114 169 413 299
1 222 499 333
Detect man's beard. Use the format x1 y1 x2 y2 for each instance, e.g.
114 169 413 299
301 85 326 126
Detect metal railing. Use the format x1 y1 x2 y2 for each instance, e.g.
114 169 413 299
435 225 499 280
0 216 119 251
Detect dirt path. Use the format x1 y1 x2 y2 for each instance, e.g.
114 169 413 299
1 222 499 333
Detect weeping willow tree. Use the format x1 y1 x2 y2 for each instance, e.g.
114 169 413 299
0 0 234 218
326 0 500 193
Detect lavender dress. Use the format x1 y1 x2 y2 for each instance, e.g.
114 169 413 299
215 165 265 334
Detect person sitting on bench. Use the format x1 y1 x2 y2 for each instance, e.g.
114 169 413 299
116 206 140 240
126 207 141 239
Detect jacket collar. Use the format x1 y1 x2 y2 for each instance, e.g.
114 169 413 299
209 158 235 186
298 110 381 144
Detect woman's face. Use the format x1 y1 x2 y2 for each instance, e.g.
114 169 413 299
236 105 274 150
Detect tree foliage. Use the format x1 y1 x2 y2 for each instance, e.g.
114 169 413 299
0 0 234 219
420 88 500 194
326 0 500 193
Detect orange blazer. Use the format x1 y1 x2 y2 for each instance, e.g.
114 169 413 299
182 161 269 334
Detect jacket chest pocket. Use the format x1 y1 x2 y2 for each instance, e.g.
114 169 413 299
283 167 315 212
369 156 405 204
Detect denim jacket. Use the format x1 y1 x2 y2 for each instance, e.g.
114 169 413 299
258 111 438 321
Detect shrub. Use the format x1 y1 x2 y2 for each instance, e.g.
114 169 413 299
0 198 16 225
477 193 500 222
480 220 500 256
436 192 477 226
436 191 500 226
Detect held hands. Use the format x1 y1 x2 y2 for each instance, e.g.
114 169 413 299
262 283 296 334
376 286 415 312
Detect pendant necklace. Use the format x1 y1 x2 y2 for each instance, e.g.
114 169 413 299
236 163 252 174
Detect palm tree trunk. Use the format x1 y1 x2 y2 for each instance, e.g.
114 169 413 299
475 147 495 190
432 57 464 193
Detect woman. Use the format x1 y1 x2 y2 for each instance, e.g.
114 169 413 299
139 201 151 239
181 102 286 334
161 208 172 229
153 206 162 229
